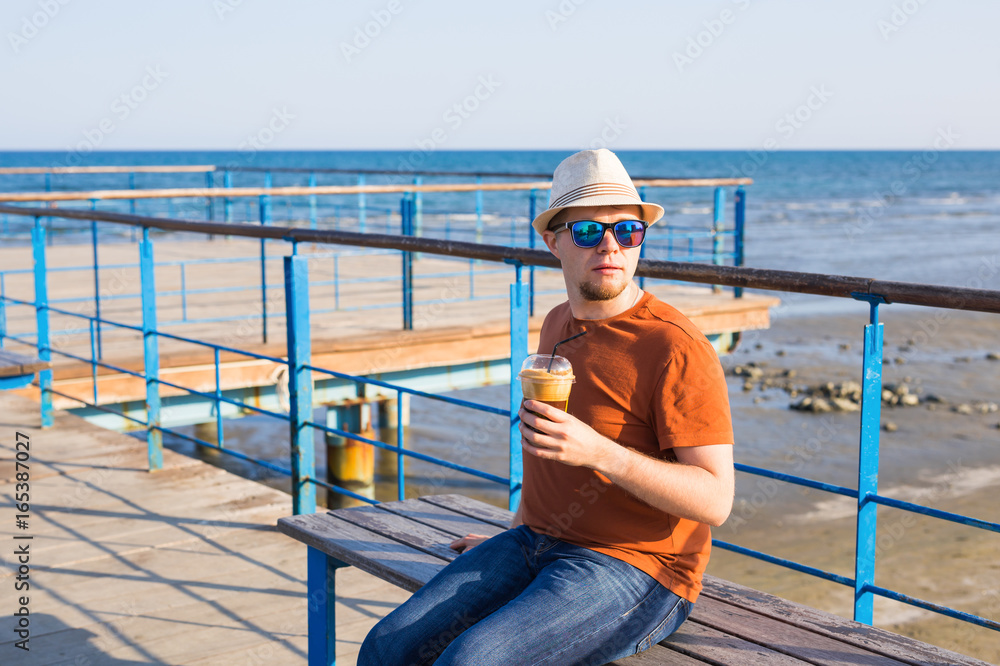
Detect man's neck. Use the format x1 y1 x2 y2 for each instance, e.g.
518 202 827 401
568 282 642 320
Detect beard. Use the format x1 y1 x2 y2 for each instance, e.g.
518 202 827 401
578 278 629 302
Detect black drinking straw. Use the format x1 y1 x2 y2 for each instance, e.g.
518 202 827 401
548 330 588 371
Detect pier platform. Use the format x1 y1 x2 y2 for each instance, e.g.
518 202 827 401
1 238 778 420
0 392 406 665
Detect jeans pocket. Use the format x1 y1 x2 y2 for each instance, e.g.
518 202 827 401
636 597 691 653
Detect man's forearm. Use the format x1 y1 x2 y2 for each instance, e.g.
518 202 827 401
597 444 734 527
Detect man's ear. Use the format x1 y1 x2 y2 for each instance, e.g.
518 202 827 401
541 230 560 259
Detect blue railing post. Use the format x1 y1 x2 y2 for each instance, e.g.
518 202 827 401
89 319 98 405
284 254 316 515
89 200 103 359
214 347 224 450
734 186 746 298
205 171 214 222
712 187 725 294
308 171 318 230
0 274 5 349
259 192 272 344
129 171 138 242
852 293 886 625
508 262 529 511
413 175 423 238
401 196 414 330
358 174 367 233
475 175 484 244
180 263 188 322
528 189 537 317
638 186 648 291
32 217 53 428
139 227 163 470
396 391 406 501
223 170 233 223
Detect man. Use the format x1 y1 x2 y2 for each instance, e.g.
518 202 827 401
359 149 734 665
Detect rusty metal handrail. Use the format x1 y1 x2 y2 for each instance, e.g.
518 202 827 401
0 163 745 181
0 177 753 204
2 204 997 314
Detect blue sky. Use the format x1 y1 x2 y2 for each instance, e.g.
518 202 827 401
3 0 998 150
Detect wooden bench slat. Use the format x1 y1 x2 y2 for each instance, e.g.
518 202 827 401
280 499 988 666
332 504 463 562
277 513 443 592
692 596 911 666
665 620 815 665
0 349 50 378
375 497 510 539
700 576 989 666
609 633 716 665
420 493 515 528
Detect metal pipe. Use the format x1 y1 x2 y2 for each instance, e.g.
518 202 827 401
180 263 188 322
139 227 163 470
401 196 414 330
32 217 53 427
734 186 746 298
0 273 5 348
528 189 537 317
214 347 224 450
308 172 317 230
853 293 886 625
509 263 528 511
712 187 725 294
2 205 1000 314
223 170 233 223
284 255 316 515
90 201 102 359
0 177 755 204
358 174 367 232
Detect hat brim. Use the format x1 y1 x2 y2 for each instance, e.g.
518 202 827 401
531 196 664 235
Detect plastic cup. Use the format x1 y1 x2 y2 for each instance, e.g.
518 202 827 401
518 354 575 414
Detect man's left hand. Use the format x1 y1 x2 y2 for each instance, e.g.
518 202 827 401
519 400 616 469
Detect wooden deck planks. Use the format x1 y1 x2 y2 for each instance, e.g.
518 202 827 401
0 392 405 665
0 349 49 378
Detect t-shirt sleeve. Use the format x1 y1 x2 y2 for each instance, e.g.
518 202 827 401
651 337 734 450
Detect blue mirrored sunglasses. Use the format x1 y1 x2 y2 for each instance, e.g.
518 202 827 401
553 219 648 248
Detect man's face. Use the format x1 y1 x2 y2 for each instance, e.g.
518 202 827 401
541 205 644 303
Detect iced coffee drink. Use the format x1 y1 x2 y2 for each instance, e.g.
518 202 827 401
518 354 574 414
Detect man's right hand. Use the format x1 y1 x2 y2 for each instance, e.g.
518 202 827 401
449 534 490 553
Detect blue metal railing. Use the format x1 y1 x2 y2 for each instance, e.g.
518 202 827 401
1 178 746 343
1 201 998 638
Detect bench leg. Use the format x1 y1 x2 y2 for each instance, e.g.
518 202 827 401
307 547 348 666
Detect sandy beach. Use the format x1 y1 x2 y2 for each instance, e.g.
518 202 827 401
712 305 1000 663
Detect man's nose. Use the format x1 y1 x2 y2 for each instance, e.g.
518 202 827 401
595 225 622 252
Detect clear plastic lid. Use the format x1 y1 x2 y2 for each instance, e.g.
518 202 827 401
517 354 574 382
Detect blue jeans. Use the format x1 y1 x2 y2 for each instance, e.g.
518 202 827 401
357 526 692 666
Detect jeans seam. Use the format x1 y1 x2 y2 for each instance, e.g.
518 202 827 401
530 578 668 665
636 597 689 652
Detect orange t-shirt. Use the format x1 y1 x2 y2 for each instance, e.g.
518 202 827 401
520 292 734 603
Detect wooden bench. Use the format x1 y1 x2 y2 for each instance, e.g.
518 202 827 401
0 349 49 390
278 494 987 666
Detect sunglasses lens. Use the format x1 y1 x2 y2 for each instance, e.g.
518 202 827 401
614 221 645 247
571 221 605 247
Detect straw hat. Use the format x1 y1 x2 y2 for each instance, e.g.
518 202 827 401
531 149 664 235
